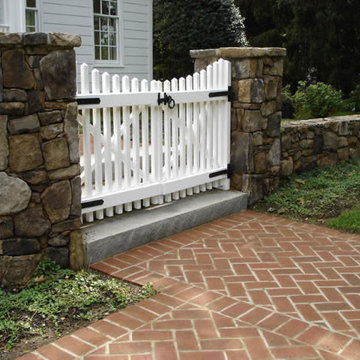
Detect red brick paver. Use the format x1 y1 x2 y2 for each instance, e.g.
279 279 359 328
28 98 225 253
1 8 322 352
20 211 360 359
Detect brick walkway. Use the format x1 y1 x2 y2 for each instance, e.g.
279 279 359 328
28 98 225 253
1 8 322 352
21 211 360 360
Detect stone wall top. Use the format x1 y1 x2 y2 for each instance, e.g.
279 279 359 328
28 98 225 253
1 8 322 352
281 115 360 129
0 32 81 49
190 47 287 60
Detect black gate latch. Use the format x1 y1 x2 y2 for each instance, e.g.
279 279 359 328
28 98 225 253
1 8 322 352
158 93 176 109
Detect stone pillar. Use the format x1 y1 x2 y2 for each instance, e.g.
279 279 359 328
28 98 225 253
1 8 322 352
0 32 84 288
191 47 286 204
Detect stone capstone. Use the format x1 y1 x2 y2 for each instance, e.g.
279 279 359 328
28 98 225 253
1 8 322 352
14 206 51 237
40 50 76 100
42 138 70 171
24 32 48 46
2 238 40 256
8 114 40 135
0 115 8 171
0 254 41 288
2 49 35 89
9 133 43 172
41 180 72 223
0 172 31 215
49 32 82 48
0 216 13 239
64 102 79 163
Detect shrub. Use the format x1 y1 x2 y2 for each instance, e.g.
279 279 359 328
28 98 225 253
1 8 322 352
281 85 295 119
347 84 360 111
153 0 248 80
293 81 344 118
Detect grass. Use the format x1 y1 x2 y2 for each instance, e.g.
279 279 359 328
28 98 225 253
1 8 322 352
327 204 360 233
253 159 360 232
0 259 156 352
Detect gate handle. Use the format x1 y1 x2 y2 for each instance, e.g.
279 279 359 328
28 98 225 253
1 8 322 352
158 93 176 109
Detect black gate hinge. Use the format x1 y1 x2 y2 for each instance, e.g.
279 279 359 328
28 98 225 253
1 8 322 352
209 164 232 179
81 199 104 209
77 97 101 105
209 86 234 102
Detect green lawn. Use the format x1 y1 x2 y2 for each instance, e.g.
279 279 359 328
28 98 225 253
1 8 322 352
253 159 360 232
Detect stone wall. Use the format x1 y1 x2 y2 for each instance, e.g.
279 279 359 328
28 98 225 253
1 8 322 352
0 32 84 287
281 115 360 177
191 47 286 204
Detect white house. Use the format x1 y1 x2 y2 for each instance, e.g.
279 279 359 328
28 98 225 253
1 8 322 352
0 0 153 80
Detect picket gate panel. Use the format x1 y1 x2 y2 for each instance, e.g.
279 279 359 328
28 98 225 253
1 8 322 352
77 59 231 222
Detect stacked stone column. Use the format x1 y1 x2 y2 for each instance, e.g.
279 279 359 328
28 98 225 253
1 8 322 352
0 32 84 287
191 47 286 204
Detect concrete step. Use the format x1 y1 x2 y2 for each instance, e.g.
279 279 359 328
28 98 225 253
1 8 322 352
83 190 247 264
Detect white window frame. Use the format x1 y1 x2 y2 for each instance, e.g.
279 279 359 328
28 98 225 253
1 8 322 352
93 0 124 67
25 0 40 32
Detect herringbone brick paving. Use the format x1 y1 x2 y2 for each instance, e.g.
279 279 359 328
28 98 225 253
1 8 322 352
20 211 360 359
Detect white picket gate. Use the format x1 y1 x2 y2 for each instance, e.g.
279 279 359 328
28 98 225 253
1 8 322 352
77 58 231 223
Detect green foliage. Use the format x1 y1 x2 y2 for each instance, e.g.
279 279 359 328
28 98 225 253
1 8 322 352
153 0 247 80
293 81 344 119
347 85 360 112
235 0 360 94
255 159 360 221
0 259 156 350
327 204 360 233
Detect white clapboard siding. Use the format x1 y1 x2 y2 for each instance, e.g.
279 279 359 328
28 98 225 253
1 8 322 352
77 58 231 222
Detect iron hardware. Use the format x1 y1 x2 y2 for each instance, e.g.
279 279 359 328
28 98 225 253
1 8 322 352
158 92 176 109
209 86 233 101
209 164 232 179
81 199 104 209
77 97 101 105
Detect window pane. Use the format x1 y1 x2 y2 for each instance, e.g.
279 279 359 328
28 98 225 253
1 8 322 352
109 32 116 46
26 0 36 8
101 0 109 15
95 46 100 60
110 47 117 60
101 31 108 46
100 17 108 31
94 17 100 30
93 0 100 13
101 46 108 60
109 18 116 32
110 1 117 16
94 31 100 45
26 10 35 27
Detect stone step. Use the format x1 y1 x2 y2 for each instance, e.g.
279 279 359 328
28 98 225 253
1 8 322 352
83 190 247 264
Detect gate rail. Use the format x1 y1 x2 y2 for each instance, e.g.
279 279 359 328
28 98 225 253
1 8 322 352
77 58 231 223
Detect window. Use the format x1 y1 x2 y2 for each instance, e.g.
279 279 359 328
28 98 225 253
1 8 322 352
93 0 119 62
25 0 38 32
